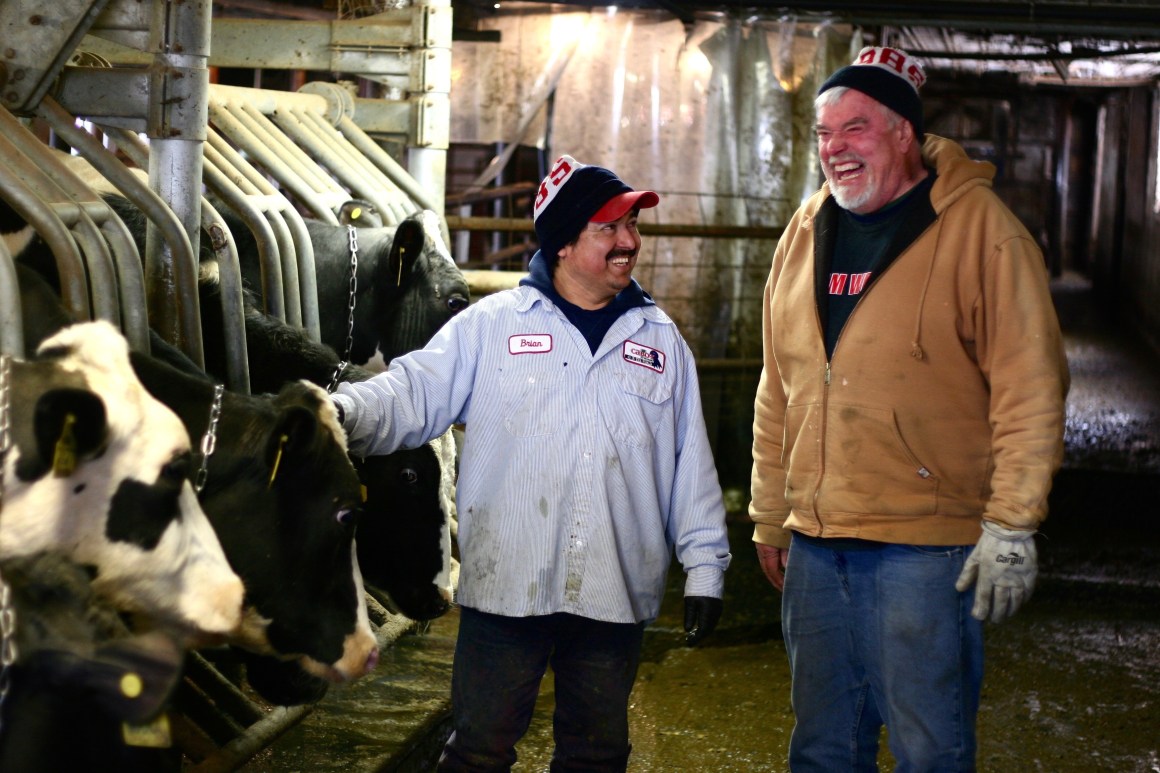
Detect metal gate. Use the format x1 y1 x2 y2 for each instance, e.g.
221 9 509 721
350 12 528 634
0 0 451 768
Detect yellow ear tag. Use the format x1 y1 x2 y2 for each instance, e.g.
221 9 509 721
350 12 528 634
397 247 404 287
351 207 362 220
360 484 368 503
267 433 289 489
120 672 143 698
52 413 78 477
122 713 172 748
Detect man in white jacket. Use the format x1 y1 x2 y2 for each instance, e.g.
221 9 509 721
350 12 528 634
333 155 731 772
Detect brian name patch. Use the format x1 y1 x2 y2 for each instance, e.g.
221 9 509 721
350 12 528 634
509 334 552 354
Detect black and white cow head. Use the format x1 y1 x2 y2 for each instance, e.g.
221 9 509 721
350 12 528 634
309 210 470 370
0 322 244 641
354 428 457 621
0 551 185 772
128 352 378 685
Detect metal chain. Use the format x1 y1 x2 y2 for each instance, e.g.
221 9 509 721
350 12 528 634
194 384 225 494
0 354 17 732
328 224 360 394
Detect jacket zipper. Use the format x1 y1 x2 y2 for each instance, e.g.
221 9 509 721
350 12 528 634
815 261 877 538
813 360 831 536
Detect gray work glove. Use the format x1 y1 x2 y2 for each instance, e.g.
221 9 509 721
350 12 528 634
955 522 1038 624
683 596 723 647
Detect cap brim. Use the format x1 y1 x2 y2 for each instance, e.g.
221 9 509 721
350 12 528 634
591 190 660 223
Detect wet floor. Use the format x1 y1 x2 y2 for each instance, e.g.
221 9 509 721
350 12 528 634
235 273 1160 773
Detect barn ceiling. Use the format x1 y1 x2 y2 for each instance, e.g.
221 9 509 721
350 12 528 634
483 1 1160 38
448 0 1160 84
216 0 1160 84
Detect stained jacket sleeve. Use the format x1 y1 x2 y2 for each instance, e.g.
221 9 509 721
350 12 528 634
332 309 477 457
749 256 793 549
976 232 1069 531
670 339 732 599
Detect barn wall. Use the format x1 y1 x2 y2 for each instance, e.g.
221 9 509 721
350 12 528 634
449 10 851 362
1082 86 1160 356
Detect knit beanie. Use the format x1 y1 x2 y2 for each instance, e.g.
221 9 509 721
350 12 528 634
532 156 659 261
818 46 927 141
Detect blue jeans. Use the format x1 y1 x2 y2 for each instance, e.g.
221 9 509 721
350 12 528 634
782 534 984 772
438 606 645 773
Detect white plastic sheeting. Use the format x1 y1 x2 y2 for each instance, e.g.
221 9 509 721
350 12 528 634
450 9 850 357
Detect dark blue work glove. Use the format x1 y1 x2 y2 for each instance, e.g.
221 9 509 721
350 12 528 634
683 596 723 647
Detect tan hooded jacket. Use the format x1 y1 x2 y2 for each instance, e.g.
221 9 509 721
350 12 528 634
750 135 1069 549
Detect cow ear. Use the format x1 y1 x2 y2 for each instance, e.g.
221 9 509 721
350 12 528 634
382 219 425 291
266 405 319 482
34 388 108 476
337 199 383 229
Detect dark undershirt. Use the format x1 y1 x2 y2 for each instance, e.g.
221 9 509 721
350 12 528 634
824 174 936 358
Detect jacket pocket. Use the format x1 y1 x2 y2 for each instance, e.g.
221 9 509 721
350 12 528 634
820 402 938 515
607 370 673 449
782 403 820 512
501 370 563 437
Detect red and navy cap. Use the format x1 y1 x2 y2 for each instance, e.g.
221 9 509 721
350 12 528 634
532 156 659 261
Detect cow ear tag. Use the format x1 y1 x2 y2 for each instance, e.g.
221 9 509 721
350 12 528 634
52 413 78 477
120 672 144 698
267 433 289 489
122 713 172 748
360 484 368 503
351 206 362 221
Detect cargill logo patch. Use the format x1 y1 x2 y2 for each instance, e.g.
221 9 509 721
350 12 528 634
509 334 552 355
995 553 1025 565
623 340 665 373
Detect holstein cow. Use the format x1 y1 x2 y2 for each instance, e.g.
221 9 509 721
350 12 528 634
12 262 378 699
354 432 456 621
95 191 464 621
0 552 186 772
0 321 244 641
226 439 458 707
221 203 471 373
128 351 379 687
6 169 457 646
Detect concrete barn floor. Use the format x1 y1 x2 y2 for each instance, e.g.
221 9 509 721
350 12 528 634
238 272 1160 773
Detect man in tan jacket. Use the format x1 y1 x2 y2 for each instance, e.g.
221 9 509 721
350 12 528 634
749 46 1068 771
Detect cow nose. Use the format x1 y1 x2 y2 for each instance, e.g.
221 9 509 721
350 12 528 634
364 647 380 674
428 596 451 619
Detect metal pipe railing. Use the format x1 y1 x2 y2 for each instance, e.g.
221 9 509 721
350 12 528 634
0 133 90 322
104 125 252 389
39 97 205 367
0 239 24 358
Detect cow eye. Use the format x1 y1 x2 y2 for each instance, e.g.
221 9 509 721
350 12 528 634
400 468 419 485
335 507 357 527
447 296 469 313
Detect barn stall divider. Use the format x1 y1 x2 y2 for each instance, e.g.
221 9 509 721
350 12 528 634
0 0 455 769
